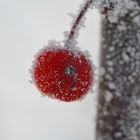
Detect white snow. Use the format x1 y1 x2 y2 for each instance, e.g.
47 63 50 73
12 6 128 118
114 132 122 137
105 91 113 102
122 52 130 62
97 0 140 139
107 0 140 24
107 60 113 66
99 67 106 76
108 82 116 89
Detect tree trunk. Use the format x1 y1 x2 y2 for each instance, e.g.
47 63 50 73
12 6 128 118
96 0 140 140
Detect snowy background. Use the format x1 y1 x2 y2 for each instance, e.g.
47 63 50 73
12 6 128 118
0 0 100 140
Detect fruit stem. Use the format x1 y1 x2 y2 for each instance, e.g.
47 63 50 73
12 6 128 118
65 0 93 48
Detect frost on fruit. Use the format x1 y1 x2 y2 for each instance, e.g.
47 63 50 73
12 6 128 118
31 0 96 102
32 45 94 102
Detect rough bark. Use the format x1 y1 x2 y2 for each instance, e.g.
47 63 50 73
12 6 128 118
96 0 140 140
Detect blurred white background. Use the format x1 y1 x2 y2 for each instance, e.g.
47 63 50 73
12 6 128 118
0 0 100 140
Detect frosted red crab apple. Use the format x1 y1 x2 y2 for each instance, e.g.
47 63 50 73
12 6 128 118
32 0 97 102
33 47 93 102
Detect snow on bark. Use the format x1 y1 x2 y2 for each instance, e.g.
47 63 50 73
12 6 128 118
107 0 140 24
94 0 116 14
96 0 140 140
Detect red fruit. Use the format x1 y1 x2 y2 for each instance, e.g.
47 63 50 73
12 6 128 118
33 47 93 102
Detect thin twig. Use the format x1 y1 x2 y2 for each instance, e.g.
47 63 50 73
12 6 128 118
65 0 93 48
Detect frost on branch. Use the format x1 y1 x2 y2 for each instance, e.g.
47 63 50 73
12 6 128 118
63 0 117 48
63 0 93 48
94 0 116 14
107 0 140 24
96 0 140 140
